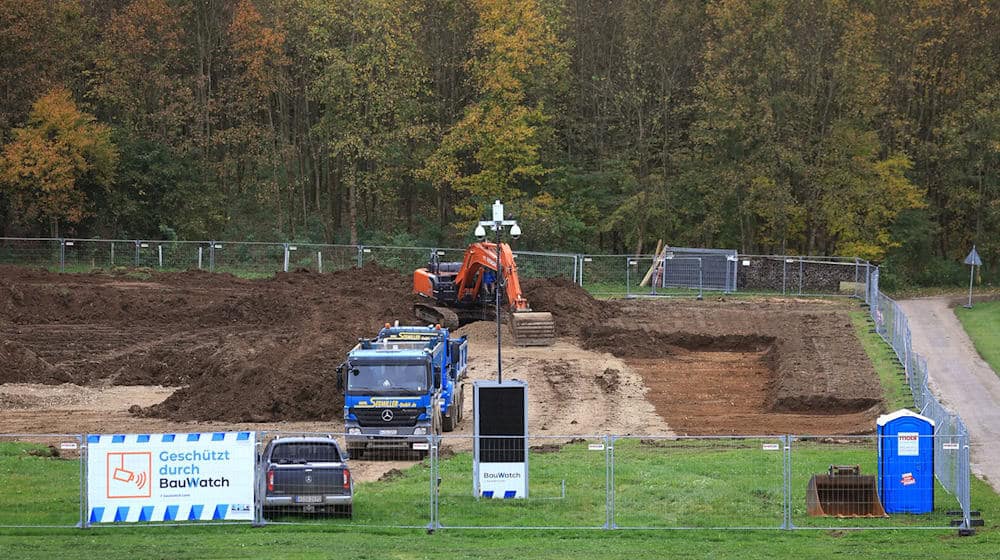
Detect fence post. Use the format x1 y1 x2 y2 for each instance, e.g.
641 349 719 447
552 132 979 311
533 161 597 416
110 241 114 267
253 431 266 527
427 433 441 534
783 435 792 529
209 242 216 272
59 238 66 272
798 256 803 295
134 240 140 267
79 433 88 529
962 434 972 531
282 243 290 273
780 258 786 295
198 246 203 270
698 257 704 300
317 251 323 273
607 434 616 529
158 244 163 268
357 245 364 268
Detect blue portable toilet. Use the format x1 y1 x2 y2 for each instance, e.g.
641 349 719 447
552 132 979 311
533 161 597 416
877 409 935 514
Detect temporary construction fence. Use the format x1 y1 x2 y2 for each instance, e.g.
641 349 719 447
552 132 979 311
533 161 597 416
0 431 972 532
866 266 974 530
1 237 873 299
0 239 975 532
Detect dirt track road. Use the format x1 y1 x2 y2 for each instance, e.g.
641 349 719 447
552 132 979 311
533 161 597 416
898 297 1000 491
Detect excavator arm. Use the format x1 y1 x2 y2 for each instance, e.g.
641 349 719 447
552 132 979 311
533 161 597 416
453 242 531 312
413 242 556 345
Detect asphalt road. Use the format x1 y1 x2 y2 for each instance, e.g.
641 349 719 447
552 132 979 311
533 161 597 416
899 297 1000 492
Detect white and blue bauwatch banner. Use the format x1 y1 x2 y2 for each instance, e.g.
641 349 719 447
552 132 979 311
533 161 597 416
477 462 527 499
86 432 255 523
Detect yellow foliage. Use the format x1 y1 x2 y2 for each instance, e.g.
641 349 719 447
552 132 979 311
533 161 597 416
0 87 118 231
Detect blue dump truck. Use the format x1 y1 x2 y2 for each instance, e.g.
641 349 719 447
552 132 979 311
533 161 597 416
340 324 469 458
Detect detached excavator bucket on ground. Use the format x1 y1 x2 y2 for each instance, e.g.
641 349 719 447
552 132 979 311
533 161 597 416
509 311 556 346
807 465 887 517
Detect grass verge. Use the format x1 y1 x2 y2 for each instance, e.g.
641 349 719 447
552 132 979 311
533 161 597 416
955 301 1000 378
849 310 913 411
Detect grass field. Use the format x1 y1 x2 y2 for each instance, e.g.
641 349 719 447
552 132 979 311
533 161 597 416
955 301 1000 378
2 434 997 559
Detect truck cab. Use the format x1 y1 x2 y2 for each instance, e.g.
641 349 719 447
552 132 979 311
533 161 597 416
342 325 468 458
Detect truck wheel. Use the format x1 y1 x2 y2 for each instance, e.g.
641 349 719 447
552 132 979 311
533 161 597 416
442 406 455 432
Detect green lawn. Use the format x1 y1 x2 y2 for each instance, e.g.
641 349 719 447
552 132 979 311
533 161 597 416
2 436 997 559
955 301 1000 378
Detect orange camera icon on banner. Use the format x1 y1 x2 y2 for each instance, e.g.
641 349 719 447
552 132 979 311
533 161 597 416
106 452 152 499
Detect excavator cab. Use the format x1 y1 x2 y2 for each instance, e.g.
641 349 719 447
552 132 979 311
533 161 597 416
413 244 555 346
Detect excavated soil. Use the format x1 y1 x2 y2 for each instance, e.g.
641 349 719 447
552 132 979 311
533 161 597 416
520 277 610 336
582 298 884 435
0 264 418 422
1 265 884 440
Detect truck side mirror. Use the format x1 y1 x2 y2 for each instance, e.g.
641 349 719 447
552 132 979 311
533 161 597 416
336 363 346 392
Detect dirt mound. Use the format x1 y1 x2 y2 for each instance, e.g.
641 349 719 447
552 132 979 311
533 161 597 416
520 277 610 336
1 264 420 422
582 326 775 358
142 266 419 422
0 340 71 384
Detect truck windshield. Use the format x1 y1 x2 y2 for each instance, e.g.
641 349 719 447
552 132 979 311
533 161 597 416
347 363 429 394
271 442 341 463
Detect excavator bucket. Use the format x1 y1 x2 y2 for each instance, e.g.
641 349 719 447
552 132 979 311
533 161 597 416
510 312 556 346
806 465 887 517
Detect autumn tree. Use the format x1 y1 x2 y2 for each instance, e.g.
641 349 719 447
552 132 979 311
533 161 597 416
307 0 429 245
0 87 118 237
423 0 567 236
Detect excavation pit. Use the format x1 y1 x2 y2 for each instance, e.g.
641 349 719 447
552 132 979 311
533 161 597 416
584 325 883 436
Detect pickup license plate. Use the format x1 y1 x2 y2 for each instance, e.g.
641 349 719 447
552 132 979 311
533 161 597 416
379 429 397 435
295 495 323 504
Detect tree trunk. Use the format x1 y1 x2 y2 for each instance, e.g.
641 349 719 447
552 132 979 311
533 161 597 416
349 164 359 246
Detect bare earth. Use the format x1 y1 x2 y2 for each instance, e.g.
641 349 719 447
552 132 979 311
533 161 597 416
899 297 1000 492
1 267 887 481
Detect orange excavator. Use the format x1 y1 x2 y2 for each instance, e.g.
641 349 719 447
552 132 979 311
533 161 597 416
413 242 556 346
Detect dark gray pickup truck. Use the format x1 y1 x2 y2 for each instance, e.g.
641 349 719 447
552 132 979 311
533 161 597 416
261 436 353 517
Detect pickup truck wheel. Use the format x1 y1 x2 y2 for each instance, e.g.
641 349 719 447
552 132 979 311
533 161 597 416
442 406 455 432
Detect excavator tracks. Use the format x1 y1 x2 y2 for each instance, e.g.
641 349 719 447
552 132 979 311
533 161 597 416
413 303 460 329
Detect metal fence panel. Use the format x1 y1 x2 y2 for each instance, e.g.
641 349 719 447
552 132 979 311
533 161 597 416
611 436 785 529
735 255 864 296
436 435 607 529
258 432 433 529
788 435 958 529
867 269 972 528
0 434 83 528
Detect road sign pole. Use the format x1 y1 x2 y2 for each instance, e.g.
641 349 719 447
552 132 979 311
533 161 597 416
966 265 974 309
963 245 983 309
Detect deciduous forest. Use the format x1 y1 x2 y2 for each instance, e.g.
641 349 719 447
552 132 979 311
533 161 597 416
1 0 997 285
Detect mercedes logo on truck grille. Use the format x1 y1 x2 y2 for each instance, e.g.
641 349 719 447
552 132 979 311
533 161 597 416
381 409 394 422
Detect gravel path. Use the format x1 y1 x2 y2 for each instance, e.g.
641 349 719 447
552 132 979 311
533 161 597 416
899 297 1000 491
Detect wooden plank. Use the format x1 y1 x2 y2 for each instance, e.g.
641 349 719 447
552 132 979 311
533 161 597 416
639 239 663 287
